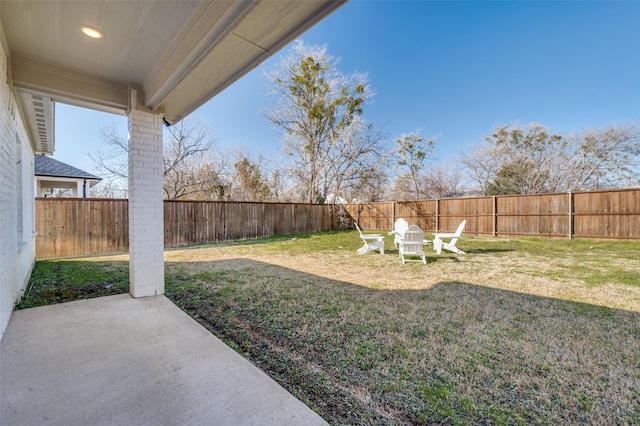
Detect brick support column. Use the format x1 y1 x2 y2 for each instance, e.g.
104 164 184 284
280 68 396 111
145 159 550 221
127 88 164 297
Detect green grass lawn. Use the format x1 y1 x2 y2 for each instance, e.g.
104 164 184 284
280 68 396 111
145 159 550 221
17 231 640 425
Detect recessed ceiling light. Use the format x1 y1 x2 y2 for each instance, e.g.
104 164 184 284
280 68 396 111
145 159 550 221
80 25 103 39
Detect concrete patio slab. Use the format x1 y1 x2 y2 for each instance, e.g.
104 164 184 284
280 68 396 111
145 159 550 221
0 294 327 425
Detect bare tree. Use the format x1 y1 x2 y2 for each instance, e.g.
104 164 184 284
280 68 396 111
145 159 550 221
457 144 503 196
88 123 129 196
89 185 127 199
89 119 223 200
458 122 640 195
323 118 389 203
421 165 463 199
161 120 220 200
43 188 74 198
559 123 640 190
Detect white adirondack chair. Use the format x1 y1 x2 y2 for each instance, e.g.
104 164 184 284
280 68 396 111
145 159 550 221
433 220 466 255
399 225 426 264
388 218 409 247
354 222 385 255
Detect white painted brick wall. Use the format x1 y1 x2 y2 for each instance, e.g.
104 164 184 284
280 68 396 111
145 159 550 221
0 32 36 337
127 101 165 298
0 68 18 337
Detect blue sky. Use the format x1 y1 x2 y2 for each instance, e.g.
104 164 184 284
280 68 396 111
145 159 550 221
55 1 640 175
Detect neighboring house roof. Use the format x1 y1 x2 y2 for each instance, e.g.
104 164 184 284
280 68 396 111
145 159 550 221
34 155 101 181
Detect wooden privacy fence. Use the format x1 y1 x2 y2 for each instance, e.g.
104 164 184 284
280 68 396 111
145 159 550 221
163 200 332 247
35 188 639 258
35 198 129 259
35 199 333 259
347 188 640 239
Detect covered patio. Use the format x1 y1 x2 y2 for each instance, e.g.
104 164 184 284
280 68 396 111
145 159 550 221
1 294 326 425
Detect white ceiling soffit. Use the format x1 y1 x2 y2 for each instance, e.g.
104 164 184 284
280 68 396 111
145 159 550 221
153 0 347 124
3 0 346 125
17 92 54 154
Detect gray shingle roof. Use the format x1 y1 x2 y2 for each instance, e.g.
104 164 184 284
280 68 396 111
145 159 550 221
34 155 101 180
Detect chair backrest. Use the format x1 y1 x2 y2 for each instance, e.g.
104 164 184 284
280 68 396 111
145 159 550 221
454 220 467 236
393 218 408 235
449 220 467 244
392 218 409 245
402 225 424 254
354 222 364 238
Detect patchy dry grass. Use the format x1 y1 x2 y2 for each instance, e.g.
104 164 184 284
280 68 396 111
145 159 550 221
18 231 640 425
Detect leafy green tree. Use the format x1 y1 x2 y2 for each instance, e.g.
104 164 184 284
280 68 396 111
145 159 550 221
395 131 435 200
263 41 379 203
349 164 389 202
232 155 271 201
486 161 549 195
459 123 561 195
486 124 560 195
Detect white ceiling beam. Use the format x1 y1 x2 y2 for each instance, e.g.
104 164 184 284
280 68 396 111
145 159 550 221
11 55 129 115
144 0 257 111
157 0 347 124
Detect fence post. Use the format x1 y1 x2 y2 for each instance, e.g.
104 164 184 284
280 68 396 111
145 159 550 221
568 191 573 239
493 196 497 237
435 199 440 233
391 202 395 229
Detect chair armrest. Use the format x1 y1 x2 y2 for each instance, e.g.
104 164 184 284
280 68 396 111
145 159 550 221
361 234 382 240
433 232 456 239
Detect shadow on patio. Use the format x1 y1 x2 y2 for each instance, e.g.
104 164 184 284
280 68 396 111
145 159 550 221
0 294 327 426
